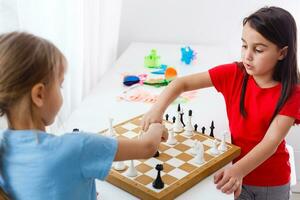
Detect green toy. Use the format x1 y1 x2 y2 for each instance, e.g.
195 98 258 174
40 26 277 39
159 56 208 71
144 49 161 68
143 78 172 88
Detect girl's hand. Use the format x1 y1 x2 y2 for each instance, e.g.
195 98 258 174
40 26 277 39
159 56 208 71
214 166 243 199
145 123 168 142
141 108 164 131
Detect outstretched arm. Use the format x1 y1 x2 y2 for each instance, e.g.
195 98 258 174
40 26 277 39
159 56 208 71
114 123 168 161
141 71 213 131
214 115 295 198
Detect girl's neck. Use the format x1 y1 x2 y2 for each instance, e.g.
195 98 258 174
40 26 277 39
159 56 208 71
8 119 45 131
252 74 278 88
7 98 45 131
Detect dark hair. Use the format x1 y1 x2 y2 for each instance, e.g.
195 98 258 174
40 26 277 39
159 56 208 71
239 6 299 120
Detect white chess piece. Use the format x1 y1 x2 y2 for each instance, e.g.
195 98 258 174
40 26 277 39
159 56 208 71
173 105 184 133
173 112 184 133
125 160 138 177
184 110 193 136
190 139 198 155
114 161 126 171
194 141 205 164
166 129 177 145
107 118 117 137
218 131 228 152
165 122 173 131
209 139 220 155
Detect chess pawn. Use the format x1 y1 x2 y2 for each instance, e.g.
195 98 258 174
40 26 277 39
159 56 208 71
114 161 126 171
166 129 177 145
165 113 169 121
107 118 117 137
218 131 228 152
72 128 80 133
152 164 164 189
125 160 138 177
209 139 220 155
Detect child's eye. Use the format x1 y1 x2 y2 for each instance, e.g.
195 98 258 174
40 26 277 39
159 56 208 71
242 45 247 49
255 49 263 53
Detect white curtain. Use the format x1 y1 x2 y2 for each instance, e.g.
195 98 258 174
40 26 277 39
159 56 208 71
0 0 123 132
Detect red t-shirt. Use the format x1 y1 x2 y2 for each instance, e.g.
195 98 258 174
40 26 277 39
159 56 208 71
209 63 300 186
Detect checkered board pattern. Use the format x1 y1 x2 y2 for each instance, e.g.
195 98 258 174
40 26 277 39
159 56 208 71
100 115 241 200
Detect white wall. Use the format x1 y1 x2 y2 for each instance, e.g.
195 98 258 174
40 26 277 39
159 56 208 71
118 0 299 57
118 0 300 188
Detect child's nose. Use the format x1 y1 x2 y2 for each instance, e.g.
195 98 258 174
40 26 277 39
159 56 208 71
244 49 253 61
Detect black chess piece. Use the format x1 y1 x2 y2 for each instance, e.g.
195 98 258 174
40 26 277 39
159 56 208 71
165 114 169 121
188 110 192 116
201 126 206 134
209 121 215 138
72 128 79 133
177 104 181 112
152 164 164 189
180 112 185 127
172 116 176 123
153 151 160 157
194 124 198 132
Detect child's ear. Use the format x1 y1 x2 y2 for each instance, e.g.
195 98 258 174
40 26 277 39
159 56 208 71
31 83 46 107
278 46 288 60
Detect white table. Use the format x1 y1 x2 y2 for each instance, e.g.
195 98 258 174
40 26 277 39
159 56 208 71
61 42 234 199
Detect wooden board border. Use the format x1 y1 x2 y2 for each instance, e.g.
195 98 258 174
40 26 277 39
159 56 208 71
101 115 241 200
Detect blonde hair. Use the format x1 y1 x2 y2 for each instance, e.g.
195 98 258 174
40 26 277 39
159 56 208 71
0 32 66 118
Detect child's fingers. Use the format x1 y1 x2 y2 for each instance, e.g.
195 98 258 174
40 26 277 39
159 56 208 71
141 119 149 131
141 120 145 131
221 178 236 193
234 184 242 199
216 175 230 189
143 122 149 132
140 117 146 131
225 180 240 194
214 170 224 184
161 127 168 141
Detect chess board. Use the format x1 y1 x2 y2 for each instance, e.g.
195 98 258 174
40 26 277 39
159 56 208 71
100 115 241 200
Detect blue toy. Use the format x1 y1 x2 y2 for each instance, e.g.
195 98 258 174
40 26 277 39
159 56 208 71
123 75 140 86
181 46 196 64
151 64 167 75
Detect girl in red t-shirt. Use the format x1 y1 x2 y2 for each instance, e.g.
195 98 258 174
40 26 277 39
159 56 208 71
141 6 299 200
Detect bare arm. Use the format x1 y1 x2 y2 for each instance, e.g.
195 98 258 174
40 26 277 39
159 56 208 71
215 115 295 197
153 71 213 113
142 71 213 130
233 115 294 176
114 123 168 161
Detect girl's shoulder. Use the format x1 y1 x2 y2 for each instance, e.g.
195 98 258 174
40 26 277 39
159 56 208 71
280 84 300 124
290 84 300 98
294 84 300 91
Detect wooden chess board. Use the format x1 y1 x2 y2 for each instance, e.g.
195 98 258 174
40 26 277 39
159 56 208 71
100 115 241 200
